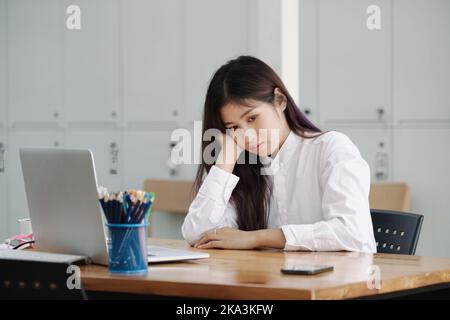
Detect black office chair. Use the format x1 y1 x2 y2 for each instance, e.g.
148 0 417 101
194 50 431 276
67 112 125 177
371 209 424 255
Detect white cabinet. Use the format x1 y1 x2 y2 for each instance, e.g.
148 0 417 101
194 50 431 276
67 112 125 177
123 129 178 189
0 131 7 239
393 127 450 257
8 0 63 124
177 124 202 181
122 0 182 124
298 0 319 125
6 130 62 236
0 0 6 127
65 129 122 191
184 0 250 123
123 128 193 240
326 125 392 183
393 0 450 123
151 212 184 240
318 0 391 123
0 1 6 239
64 0 120 124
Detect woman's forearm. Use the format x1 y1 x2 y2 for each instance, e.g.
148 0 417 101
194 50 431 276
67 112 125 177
253 228 286 249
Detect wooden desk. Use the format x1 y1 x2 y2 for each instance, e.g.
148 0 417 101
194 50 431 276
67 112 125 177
81 238 450 300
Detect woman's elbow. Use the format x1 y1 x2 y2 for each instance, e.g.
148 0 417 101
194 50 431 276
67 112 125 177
343 228 376 253
333 216 376 253
181 220 200 247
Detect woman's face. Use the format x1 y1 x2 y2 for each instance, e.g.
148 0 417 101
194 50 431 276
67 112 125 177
220 91 290 157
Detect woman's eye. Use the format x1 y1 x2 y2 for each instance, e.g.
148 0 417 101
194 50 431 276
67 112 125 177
248 116 257 123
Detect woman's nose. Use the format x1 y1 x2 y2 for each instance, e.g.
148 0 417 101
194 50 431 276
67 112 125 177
243 128 258 144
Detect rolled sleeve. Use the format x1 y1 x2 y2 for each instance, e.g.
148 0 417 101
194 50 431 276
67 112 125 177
281 224 315 251
181 165 240 245
198 165 240 223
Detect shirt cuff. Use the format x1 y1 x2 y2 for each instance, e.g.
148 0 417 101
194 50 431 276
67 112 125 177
281 224 315 251
198 165 240 206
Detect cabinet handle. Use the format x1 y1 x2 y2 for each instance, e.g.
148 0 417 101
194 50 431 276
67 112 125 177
0 142 5 173
377 108 385 120
375 151 388 181
110 142 119 175
168 141 179 176
304 108 311 115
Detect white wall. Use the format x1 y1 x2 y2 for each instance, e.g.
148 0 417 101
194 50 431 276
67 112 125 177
0 0 8 239
299 0 450 257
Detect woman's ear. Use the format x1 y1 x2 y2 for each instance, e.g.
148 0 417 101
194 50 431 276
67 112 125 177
273 87 287 112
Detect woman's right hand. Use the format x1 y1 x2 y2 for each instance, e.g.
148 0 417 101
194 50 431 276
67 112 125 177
215 131 244 173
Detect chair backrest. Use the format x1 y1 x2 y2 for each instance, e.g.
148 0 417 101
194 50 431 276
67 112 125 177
371 209 423 255
143 179 194 213
369 183 410 212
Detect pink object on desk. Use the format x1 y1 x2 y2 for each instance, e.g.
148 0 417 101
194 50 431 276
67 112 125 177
2 233 34 250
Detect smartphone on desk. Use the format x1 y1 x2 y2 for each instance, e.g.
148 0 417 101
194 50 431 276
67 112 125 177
281 264 334 275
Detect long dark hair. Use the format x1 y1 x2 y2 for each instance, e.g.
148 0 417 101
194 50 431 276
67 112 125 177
193 55 324 231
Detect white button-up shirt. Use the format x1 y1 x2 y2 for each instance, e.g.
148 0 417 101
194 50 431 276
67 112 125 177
182 130 377 253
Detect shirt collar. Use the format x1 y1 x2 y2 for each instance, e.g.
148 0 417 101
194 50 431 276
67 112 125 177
259 130 299 175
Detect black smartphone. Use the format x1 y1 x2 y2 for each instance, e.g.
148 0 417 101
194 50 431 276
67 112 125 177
280 264 334 275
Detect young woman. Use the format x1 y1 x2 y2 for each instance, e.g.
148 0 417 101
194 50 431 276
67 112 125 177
181 56 376 253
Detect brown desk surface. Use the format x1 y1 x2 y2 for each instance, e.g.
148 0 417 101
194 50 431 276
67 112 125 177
80 238 450 300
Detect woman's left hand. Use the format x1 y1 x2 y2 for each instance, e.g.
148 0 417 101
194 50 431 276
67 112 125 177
194 227 258 250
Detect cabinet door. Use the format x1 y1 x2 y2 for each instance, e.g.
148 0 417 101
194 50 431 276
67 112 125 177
184 0 250 123
8 0 63 124
7 131 62 235
64 0 120 124
0 0 6 127
124 128 189 241
65 129 122 191
393 0 450 122
177 124 201 181
327 126 392 182
122 0 182 124
123 129 178 190
151 212 184 240
0 132 7 239
299 0 319 125
393 127 450 257
318 0 391 123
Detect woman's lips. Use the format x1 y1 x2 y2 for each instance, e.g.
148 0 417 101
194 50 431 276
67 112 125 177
249 142 264 151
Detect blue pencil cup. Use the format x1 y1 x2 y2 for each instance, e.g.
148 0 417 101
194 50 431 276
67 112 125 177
106 223 148 275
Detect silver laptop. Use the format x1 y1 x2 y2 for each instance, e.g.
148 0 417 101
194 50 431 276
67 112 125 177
20 148 209 265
